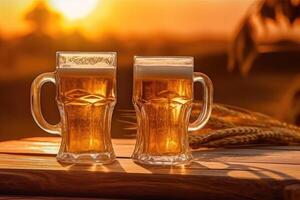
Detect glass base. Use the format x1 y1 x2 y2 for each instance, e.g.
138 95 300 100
132 153 193 166
56 152 115 164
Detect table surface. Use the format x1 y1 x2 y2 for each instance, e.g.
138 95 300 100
0 137 299 200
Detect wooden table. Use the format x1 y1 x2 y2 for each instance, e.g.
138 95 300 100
0 137 299 200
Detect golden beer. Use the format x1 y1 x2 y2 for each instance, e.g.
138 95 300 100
31 52 117 164
134 77 193 155
132 56 213 165
57 68 116 154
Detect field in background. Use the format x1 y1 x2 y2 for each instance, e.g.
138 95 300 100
0 0 299 140
0 37 299 140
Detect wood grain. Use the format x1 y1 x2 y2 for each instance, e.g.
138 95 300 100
0 137 299 200
0 137 135 158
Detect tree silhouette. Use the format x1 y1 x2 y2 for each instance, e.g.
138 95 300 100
228 0 300 75
24 0 62 34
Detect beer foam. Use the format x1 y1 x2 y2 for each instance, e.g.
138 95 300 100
57 67 115 77
134 56 193 79
135 65 193 80
57 52 116 68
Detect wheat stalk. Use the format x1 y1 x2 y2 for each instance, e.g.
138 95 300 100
200 133 263 148
194 102 300 131
190 127 262 144
198 130 298 148
117 103 300 148
190 127 300 148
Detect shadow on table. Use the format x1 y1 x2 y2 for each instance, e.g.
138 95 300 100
133 147 298 181
192 147 298 180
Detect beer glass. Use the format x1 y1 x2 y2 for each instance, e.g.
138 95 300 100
132 56 213 165
31 52 117 164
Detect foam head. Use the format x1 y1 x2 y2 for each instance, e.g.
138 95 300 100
56 51 117 69
56 52 116 77
134 56 194 79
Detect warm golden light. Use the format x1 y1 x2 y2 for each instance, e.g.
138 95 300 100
50 0 98 20
0 0 253 38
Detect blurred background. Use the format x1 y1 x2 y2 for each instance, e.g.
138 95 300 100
0 0 299 141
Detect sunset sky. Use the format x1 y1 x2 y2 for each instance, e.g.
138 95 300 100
0 0 254 39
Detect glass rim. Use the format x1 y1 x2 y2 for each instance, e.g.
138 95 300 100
56 51 117 68
134 56 194 67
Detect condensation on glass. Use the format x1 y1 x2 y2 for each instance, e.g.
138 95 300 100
31 52 117 164
132 56 213 165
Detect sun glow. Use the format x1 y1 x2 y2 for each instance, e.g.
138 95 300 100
50 0 98 20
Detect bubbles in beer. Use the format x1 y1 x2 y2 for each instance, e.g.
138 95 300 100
57 68 116 154
133 75 193 155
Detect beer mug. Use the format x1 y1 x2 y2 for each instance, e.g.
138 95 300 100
31 52 117 164
132 56 213 165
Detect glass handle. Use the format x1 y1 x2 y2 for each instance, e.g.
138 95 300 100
188 72 213 132
30 72 61 135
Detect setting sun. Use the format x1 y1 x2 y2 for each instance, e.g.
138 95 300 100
50 0 98 20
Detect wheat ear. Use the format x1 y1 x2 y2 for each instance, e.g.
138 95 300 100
197 129 300 148
189 127 262 148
